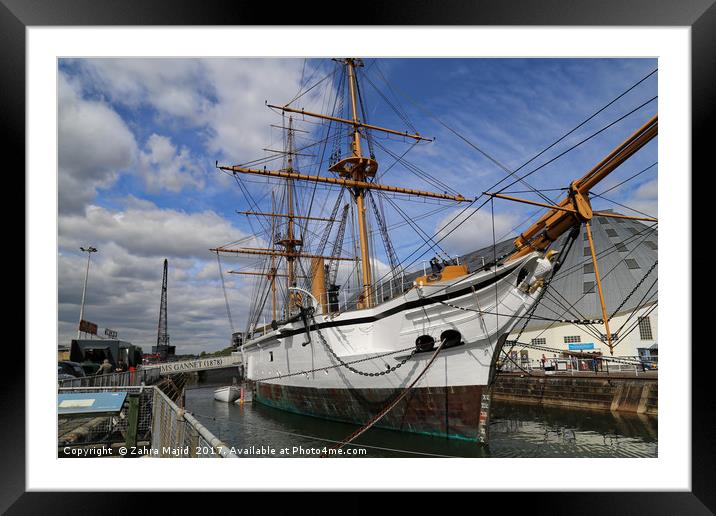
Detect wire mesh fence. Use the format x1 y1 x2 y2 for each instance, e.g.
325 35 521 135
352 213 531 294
58 385 236 458
150 388 236 457
58 386 153 453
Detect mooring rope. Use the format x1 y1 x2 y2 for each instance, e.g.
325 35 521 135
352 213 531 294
191 411 460 457
323 337 447 456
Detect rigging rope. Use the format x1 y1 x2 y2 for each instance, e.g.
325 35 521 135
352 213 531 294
355 65 660 295
609 260 658 320
215 252 235 334
191 411 458 457
324 336 448 455
596 161 657 197
495 94 657 195
372 62 555 205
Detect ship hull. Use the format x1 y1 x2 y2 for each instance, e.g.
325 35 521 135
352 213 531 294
253 382 489 441
241 252 543 443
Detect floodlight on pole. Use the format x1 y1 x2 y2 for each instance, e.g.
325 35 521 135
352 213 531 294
78 246 98 339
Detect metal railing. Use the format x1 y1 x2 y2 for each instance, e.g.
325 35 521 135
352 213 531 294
315 278 413 314
58 367 162 388
58 386 154 451
151 387 237 458
499 356 658 376
58 385 237 458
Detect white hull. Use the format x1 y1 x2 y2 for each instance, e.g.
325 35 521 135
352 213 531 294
214 385 241 402
243 253 542 391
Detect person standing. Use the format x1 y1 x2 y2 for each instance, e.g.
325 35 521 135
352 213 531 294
95 359 113 375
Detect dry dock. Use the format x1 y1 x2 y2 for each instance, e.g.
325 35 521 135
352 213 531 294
493 371 657 416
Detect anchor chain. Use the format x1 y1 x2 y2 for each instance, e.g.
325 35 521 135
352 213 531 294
256 347 413 382
609 260 658 319
310 313 417 377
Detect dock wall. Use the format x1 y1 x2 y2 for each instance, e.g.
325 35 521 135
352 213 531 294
492 373 657 416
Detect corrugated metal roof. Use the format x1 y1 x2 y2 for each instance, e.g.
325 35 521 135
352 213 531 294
529 209 658 326
383 210 657 325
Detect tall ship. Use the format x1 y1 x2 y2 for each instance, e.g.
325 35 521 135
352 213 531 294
212 58 658 443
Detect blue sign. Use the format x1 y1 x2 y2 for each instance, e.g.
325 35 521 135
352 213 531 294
58 392 128 415
568 343 595 350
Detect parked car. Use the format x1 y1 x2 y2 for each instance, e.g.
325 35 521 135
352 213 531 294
58 365 76 383
58 360 86 378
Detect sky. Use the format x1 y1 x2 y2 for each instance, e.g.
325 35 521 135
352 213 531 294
57 58 658 355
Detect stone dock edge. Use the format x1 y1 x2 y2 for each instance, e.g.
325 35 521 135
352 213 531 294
492 373 657 416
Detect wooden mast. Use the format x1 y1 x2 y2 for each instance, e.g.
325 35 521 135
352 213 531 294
346 59 374 308
270 191 277 321
219 58 468 310
584 221 613 353
285 117 298 314
237 211 337 222
213 116 358 322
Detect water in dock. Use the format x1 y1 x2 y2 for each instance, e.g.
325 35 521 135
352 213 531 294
184 386 657 458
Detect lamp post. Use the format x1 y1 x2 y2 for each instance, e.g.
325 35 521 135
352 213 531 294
77 246 98 339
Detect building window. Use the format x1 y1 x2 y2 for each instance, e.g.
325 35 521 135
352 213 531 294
601 333 619 341
564 335 581 344
531 338 546 346
583 263 594 274
598 217 609 224
583 232 589 241
616 218 625 223
584 247 592 257
616 242 628 252
269 351 274 362
638 316 653 340
583 281 595 294
606 228 618 237
645 241 658 250
628 227 640 235
625 258 640 269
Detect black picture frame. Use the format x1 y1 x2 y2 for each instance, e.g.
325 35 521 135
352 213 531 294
4 0 708 512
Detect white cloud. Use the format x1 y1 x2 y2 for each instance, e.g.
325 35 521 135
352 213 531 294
634 178 657 200
138 134 205 193
626 178 658 217
59 201 248 260
57 200 261 353
58 71 138 213
69 58 331 160
70 59 210 122
434 207 522 255
58 243 247 354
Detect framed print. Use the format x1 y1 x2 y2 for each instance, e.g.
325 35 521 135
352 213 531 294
4 0 710 512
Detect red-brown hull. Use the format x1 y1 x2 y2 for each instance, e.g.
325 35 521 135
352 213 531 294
252 381 492 442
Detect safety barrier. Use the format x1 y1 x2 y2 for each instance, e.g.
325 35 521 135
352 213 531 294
58 367 162 388
500 355 658 376
58 385 237 458
151 387 237 457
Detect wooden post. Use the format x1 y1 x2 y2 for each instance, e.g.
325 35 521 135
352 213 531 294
585 222 614 355
125 393 140 452
310 257 326 314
